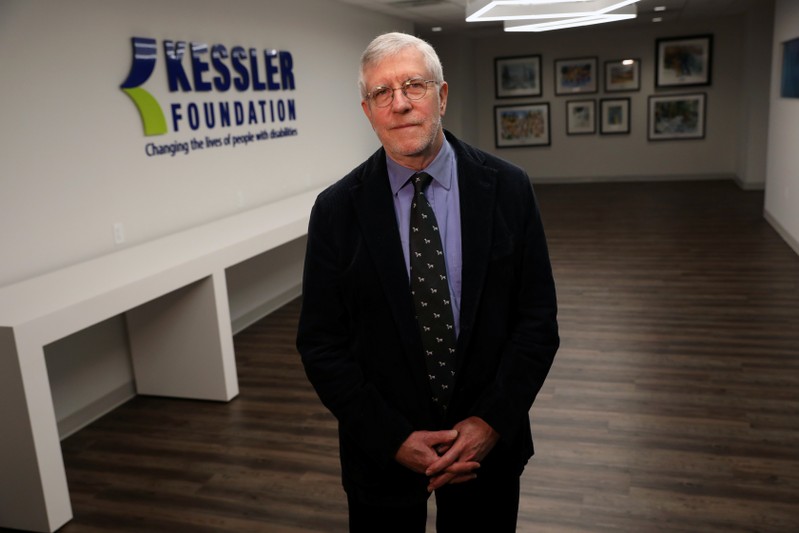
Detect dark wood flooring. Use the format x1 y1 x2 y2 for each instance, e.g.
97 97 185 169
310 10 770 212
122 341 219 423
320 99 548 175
23 180 799 532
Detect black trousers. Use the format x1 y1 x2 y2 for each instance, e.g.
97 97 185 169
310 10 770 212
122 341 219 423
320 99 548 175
347 473 521 533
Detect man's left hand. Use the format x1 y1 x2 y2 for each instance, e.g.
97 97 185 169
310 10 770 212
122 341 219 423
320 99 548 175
425 416 500 491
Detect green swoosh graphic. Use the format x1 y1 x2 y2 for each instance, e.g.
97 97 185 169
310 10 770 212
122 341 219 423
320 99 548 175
122 87 167 136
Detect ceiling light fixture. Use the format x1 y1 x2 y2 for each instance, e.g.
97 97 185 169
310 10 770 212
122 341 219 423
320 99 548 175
467 0 640 22
467 0 595 22
503 2 636 31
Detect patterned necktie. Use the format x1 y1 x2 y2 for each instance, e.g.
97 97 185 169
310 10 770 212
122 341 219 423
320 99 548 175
409 172 457 413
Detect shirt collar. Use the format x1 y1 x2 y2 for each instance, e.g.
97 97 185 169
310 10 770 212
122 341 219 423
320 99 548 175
387 138 455 196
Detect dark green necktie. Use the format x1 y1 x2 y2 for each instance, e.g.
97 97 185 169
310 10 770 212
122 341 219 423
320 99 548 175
409 172 456 413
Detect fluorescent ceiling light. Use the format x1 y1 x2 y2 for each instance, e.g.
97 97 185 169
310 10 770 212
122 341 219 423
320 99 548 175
504 3 636 31
466 0 588 22
504 14 636 32
467 0 601 21
467 0 640 22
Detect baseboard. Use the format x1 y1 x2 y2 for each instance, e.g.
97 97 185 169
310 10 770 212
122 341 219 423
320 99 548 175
732 175 766 191
764 209 799 258
530 174 768 192
58 382 136 440
231 283 303 334
532 173 735 185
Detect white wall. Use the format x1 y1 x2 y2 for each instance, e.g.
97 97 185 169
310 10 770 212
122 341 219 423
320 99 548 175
0 0 408 286
0 0 411 436
44 318 135 437
429 13 770 184
765 0 799 254
226 235 308 334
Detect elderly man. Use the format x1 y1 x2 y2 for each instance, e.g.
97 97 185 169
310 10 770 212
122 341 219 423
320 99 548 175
297 31 559 532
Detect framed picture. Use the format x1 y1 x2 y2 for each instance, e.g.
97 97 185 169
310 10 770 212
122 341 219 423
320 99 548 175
566 100 596 135
495 55 542 98
554 57 598 95
605 59 640 92
781 37 799 98
600 98 631 135
656 34 713 88
648 93 706 141
494 102 550 148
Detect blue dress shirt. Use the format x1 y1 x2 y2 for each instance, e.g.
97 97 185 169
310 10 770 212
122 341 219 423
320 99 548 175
386 139 462 336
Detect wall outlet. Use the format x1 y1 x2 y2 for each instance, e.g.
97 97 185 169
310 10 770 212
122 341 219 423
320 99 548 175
113 223 125 245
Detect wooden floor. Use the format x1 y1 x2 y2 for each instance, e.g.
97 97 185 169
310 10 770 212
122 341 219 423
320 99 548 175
28 180 799 532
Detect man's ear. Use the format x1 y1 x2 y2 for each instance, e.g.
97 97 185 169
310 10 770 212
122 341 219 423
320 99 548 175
438 81 448 116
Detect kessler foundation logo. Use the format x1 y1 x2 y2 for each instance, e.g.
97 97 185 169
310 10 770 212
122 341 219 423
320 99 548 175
121 37 167 136
121 36 299 156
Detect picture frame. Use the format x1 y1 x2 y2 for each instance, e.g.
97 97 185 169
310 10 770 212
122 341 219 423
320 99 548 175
604 59 640 92
655 34 713 88
566 100 596 135
494 102 550 148
648 93 706 141
495 55 542 99
554 57 598 95
781 37 799 98
600 98 631 135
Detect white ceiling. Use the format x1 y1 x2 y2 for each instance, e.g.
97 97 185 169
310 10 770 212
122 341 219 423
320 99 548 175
333 0 757 34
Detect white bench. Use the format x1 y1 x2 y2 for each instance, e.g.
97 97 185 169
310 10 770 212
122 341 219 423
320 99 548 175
0 187 322 532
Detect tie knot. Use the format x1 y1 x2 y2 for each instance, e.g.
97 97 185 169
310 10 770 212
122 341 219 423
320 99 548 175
412 172 433 195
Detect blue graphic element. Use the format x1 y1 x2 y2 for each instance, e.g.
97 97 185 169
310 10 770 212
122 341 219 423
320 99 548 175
121 37 157 88
121 37 167 136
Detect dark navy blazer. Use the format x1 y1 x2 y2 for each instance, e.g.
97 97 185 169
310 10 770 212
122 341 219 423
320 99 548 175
296 131 559 506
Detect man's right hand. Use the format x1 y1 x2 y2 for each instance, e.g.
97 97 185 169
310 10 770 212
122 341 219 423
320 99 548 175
394 430 481 488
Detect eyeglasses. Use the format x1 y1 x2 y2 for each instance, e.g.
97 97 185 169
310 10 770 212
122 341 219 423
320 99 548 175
365 78 439 108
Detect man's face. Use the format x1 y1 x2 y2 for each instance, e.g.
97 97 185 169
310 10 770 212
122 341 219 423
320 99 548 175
361 47 448 169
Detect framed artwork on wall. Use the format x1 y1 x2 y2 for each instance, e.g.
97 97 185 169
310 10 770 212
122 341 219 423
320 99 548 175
655 34 713 88
494 102 551 148
781 37 799 98
554 57 598 95
495 55 543 98
604 59 640 92
648 93 706 141
566 100 596 135
600 98 631 135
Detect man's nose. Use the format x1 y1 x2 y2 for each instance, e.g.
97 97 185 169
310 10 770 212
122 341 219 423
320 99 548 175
390 88 413 111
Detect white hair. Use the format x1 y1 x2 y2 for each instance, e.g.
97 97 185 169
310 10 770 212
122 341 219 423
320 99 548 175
358 32 444 98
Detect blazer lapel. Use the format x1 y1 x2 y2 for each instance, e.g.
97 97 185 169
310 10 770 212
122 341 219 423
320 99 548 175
348 150 430 385
452 139 498 359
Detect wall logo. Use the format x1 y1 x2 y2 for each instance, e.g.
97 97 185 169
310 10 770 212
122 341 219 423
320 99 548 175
121 38 167 136
121 36 299 152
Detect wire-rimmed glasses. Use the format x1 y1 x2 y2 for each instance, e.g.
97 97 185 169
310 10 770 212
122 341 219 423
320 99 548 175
365 77 439 108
